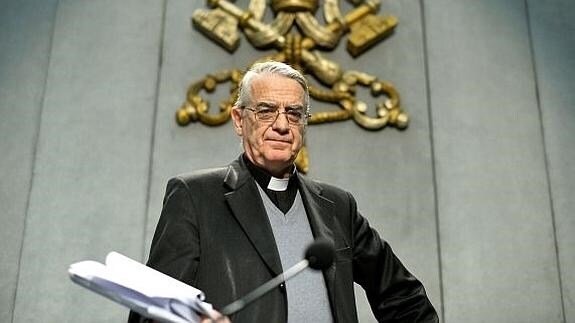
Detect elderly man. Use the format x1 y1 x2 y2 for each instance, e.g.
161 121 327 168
130 61 438 322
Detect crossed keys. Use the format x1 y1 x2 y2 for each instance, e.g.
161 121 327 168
176 0 407 173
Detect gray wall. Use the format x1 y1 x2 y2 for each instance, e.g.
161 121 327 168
0 0 572 322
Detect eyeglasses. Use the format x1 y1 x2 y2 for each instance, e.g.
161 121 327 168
244 106 309 126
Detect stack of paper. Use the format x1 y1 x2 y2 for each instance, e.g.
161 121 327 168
68 252 212 323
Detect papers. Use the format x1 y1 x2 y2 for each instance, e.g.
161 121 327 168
68 252 213 323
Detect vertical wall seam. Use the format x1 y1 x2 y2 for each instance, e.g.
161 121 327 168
11 0 61 322
141 0 167 262
524 1 566 322
419 0 445 321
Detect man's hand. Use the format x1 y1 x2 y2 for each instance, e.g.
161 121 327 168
200 309 230 323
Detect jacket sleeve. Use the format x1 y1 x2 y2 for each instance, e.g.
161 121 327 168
128 177 201 323
348 192 439 323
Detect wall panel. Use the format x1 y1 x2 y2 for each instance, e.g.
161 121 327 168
529 0 575 321
425 0 563 322
0 1 58 321
11 1 163 322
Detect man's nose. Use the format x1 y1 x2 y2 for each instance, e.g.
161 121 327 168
271 112 290 131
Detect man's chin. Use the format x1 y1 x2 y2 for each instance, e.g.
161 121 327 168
262 153 294 168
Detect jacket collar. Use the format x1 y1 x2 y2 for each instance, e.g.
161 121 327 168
296 173 336 246
223 157 336 245
224 156 284 276
223 156 337 306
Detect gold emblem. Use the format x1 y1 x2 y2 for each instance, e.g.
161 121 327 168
177 0 407 173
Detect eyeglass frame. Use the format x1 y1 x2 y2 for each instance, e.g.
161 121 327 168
242 103 311 126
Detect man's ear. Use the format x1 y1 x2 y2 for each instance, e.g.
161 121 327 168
231 107 243 136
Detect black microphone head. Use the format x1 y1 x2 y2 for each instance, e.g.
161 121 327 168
305 239 335 270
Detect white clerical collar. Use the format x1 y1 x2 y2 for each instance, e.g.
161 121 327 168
267 176 290 191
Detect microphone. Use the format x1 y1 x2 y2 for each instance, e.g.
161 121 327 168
219 238 335 317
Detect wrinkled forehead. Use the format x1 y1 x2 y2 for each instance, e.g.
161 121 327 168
249 73 306 106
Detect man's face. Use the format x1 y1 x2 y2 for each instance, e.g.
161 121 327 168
232 74 306 177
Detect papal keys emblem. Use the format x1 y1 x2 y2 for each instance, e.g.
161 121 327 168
176 0 407 173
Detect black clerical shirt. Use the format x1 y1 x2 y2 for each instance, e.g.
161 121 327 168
243 154 298 214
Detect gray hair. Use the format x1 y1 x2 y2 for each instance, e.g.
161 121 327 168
234 61 310 114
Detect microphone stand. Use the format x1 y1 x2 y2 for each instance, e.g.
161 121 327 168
219 259 309 316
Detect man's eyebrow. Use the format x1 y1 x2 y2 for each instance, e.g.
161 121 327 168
254 102 304 110
285 104 305 110
254 101 277 109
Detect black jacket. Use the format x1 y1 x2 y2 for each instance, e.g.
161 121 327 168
129 156 438 322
